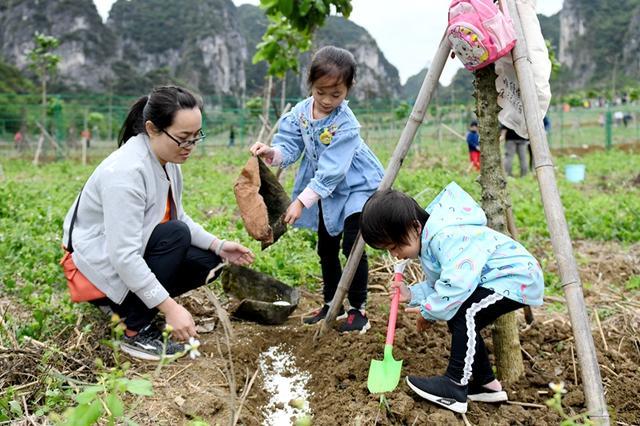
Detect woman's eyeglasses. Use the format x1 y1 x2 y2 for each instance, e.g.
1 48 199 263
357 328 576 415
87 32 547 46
162 129 206 147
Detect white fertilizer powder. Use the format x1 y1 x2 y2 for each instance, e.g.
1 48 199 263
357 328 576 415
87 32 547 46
258 344 312 425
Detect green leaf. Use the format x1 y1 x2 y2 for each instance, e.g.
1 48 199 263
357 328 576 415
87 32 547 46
105 393 124 418
299 0 312 15
8 400 23 417
314 0 327 14
125 379 153 396
76 386 102 404
279 0 293 16
67 401 103 426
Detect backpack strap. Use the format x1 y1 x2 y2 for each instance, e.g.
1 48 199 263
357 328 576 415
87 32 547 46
66 188 84 253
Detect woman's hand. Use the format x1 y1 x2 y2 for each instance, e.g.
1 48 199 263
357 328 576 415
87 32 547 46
249 142 275 162
389 280 411 303
219 241 255 265
157 297 197 341
284 199 304 225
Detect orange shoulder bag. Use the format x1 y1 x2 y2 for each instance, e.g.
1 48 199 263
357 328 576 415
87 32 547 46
60 190 106 302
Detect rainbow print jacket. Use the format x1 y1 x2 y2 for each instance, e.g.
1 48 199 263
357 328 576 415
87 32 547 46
408 182 544 321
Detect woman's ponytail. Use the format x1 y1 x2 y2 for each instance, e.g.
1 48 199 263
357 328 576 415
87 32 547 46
117 95 148 147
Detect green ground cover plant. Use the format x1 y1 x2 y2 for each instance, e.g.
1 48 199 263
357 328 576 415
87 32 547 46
0 138 638 421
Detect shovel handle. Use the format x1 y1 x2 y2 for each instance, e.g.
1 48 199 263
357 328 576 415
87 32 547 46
385 272 403 346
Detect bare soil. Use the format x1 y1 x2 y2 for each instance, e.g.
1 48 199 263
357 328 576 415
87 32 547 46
127 241 640 426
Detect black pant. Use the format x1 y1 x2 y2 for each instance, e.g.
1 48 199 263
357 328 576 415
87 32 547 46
445 286 525 386
317 204 368 310
95 220 222 331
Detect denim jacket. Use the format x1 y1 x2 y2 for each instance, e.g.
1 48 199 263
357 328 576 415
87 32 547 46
272 97 384 236
408 182 544 321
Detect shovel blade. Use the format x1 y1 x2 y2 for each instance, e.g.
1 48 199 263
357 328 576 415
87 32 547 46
367 346 403 394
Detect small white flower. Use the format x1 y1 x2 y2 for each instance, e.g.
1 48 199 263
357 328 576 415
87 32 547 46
184 337 201 359
548 381 567 394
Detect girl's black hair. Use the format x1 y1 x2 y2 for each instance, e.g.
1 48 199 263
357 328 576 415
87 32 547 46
118 85 203 147
307 45 357 90
360 189 430 249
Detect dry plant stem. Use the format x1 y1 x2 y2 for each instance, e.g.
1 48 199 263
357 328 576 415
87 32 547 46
506 400 546 409
214 336 236 424
594 309 609 352
231 367 260 426
0 306 19 348
204 263 234 341
462 413 473 426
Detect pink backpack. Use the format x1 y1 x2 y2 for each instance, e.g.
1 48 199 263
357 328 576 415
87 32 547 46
447 0 516 71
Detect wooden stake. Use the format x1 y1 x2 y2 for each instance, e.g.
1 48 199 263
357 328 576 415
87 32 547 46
32 134 44 166
81 136 87 166
500 1 609 423
318 33 451 335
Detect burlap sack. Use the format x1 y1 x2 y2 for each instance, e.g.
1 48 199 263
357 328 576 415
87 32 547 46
234 156 290 249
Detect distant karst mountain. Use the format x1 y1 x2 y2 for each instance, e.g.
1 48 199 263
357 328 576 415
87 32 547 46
2 0 637 98
0 0 401 101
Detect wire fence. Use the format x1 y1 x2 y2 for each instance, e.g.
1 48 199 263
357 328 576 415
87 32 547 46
1 93 639 161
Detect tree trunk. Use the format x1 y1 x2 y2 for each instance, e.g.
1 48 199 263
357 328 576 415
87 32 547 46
474 64 524 384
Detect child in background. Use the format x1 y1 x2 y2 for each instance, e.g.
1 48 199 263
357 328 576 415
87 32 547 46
466 120 480 172
360 182 543 414
250 46 384 333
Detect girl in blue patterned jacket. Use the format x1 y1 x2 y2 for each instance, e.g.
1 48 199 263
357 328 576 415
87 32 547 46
250 46 384 333
360 182 543 414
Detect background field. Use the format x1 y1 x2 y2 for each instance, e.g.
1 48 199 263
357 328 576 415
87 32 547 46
0 126 639 424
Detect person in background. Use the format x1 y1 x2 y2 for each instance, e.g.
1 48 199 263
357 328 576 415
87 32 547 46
250 46 385 333
466 120 480 172
501 125 529 177
228 125 235 147
61 86 254 360
14 130 24 152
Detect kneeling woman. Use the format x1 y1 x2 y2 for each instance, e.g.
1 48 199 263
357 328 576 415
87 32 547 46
62 86 254 360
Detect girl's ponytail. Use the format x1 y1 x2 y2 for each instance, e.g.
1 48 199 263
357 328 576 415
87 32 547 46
117 95 148 147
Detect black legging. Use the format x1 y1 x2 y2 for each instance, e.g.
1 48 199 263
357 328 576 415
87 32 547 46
445 286 525 386
317 203 368 310
95 220 222 331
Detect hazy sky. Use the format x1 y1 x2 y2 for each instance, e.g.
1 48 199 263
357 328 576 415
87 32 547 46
93 0 563 85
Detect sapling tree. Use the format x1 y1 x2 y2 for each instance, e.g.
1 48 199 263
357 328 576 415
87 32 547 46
253 0 353 128
28 33 60 135
28 33 60 164
473 64 525 383
254 0 352 77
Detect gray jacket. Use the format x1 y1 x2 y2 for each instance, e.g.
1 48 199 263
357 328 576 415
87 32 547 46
62 134 216 308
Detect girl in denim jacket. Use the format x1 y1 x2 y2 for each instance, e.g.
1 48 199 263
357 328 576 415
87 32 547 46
250 46 384 333
360 183 544 414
